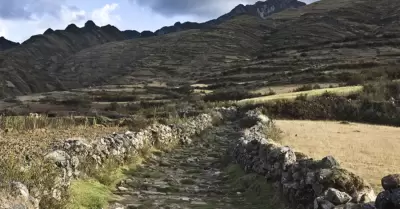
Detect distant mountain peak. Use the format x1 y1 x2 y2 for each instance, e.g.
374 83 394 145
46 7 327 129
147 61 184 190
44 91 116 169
65 24 80 32
221 0 306 20
84 20 98 29
0 36 20 51
44 28 54 35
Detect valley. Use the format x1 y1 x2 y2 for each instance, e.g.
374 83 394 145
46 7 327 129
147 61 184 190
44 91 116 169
1 0 400 208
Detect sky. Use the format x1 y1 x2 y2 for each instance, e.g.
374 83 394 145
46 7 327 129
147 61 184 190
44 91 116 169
0 0 317 43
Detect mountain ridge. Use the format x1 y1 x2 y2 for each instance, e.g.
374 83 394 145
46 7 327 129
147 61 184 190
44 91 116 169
1 0 306 49
0 0 307 97
0 37 20 51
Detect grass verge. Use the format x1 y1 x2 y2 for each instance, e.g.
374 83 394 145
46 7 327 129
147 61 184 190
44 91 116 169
66 179 112 209
237 85 363 105
66 148 153 209
225 164 288 209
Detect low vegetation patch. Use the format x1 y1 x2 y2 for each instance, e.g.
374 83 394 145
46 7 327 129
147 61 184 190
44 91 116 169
238 81 400 127
238 85 362 105
225 164 288 208
67 179 112 209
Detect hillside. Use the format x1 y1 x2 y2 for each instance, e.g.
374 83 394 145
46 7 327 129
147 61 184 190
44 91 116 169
53 16 273 89
230 0 400 86
53 0 400 89
3 0 400 98
0 37 20 51
0 0 306 98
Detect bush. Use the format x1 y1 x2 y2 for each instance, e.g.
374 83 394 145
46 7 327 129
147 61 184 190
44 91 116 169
203 86 260 102
293 84 313 92
265 88 276 96
106 102 120 111
256 84 400 126
293 84 321 92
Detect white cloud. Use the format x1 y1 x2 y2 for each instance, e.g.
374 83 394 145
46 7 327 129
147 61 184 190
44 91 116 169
91 3 121 26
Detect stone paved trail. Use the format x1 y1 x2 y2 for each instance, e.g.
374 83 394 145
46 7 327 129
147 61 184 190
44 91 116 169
108 122 267 209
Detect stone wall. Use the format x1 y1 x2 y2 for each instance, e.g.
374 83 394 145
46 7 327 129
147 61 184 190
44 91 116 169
0 108 230 209
231 109 378 209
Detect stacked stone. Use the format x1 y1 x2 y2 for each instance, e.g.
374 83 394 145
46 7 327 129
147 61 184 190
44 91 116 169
376 174 400 209
232 110 377 209
1 110 223 209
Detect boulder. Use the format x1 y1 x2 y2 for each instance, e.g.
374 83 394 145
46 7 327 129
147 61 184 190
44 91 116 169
319 156 340 169
375 190 391 209
44 150 70 167
314 196 335 209
10 182 29 200
390 188 400 208
180 136 193 145
381 174 400 191
325 188 352 205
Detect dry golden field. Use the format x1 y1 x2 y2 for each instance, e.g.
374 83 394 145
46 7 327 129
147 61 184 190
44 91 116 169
276 120 400 192
238 86 363 105
0 124 125 159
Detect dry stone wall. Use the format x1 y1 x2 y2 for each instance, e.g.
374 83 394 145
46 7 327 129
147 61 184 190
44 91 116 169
2 107 398 209
0 108 232 209
231 109 379 209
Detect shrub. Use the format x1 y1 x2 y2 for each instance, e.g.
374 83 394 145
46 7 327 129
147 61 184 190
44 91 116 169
265 88 276 96
256 83 400 126
106 102 120 111
293 84 314 92
203 86 259 102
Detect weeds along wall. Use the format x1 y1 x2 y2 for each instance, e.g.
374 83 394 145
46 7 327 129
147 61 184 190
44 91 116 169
0 108 234 209
231 109 378 209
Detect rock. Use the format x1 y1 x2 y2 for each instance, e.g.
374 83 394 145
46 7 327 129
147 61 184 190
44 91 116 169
375 190 391 209
319 156 340 169
191 201 207 205
390 188 400 208
180 136 192 145
10 182 29 199
45 150 70 167
118 187 129 192
333 203 358 209
180 197 190 201
325 188 352 205
306 172 316 185
381 174 400 191
359 203 376 209
315 197 335 209
127 204 142 209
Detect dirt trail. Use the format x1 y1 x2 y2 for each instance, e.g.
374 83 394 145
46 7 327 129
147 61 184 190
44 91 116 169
108 122 272 209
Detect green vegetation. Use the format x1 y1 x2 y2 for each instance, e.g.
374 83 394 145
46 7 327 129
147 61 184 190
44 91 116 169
292 84 321 92
67 179 112 209
225 164 288 209
240 81 400 126
238 86 363 105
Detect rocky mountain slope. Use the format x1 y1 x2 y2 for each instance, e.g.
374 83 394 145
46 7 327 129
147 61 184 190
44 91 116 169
0 0 306 97
52 0 400 88
154 0 306 35
0 37 19 51
3 0 400 98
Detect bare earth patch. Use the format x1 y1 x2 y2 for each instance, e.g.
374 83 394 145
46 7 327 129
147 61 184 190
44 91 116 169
276 120 400 192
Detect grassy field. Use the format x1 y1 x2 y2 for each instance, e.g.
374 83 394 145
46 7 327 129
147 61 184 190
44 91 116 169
276 120 400 192
251 83 339 95
238 85 363 105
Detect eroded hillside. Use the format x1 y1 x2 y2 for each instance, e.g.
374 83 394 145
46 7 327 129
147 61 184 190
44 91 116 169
0 0 306 98
53 0 400 89
2 0 400 99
